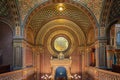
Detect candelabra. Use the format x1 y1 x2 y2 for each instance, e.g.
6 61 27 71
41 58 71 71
70 74 81 80
41 74 52 80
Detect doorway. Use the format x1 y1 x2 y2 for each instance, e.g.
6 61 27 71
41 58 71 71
55 67 67 80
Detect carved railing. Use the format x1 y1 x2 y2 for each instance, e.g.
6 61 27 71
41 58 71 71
86 67 120 80
0 67 35 80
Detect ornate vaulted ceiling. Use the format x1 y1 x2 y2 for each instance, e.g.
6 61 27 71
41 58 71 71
18 0 103 22
0 0 9 17
0 0 20 27
29 3 92 37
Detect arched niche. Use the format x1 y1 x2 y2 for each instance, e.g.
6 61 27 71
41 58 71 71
0 21 13 66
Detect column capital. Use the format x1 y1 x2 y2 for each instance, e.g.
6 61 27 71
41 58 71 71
32 46 44 55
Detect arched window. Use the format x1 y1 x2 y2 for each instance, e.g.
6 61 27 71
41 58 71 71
117 31 120 45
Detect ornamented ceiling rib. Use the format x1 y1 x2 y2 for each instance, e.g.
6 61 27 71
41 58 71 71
29 3 91 37
18 0 104 22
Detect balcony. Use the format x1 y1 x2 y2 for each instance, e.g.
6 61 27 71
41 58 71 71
85 67 120 80
0 66 120 80
0 67 35 80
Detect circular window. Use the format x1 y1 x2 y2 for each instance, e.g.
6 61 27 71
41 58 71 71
54 37 69 52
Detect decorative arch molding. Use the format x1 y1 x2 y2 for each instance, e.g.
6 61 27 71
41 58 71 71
23 0 98 33
0 17 14 32
106 18 120 44
35 19 86 45
87 28 96 45
24 27 34 44
47 30 76 56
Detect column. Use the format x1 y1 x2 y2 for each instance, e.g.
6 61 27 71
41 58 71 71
106 45 114 69
13 39 23 70
33 46 44 80
95 40 107 68
86 48 92 66
95 27 107 68
106 50 113 69
33 47 40 80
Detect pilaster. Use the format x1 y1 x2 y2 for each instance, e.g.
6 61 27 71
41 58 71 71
13 39 24 70
33 46 44 80
95 27 107 68
95 39 107 68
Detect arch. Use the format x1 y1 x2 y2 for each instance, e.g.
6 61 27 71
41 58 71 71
106 19 119 44
0 21 13 66
0 17 14 32
36 19 85 45
55 67 67 80
23 0 99 35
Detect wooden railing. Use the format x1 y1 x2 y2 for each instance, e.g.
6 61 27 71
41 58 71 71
86 67 120 80
0 67 35 80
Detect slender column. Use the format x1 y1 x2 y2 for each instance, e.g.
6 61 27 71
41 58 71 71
95 42 100 68
33 47 40 80
22 43 26 68
86 48 92 66
33 46 44 80
106 50 113 69
106 45 114 69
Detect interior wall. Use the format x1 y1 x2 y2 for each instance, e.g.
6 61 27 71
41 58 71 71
25 46 33 67
40 49 51 74
39 47 82 75
0 21 13 66
71 49 82 74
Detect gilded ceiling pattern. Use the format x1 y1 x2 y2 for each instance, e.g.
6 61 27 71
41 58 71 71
0 0 9 17
18 0 48 20
108 0 120 24
18 0 103 22
29 4 91 37
73 0 103 22
0 0 20 28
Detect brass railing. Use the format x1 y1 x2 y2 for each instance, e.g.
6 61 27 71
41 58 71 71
0 67 35 80
86 67 120 80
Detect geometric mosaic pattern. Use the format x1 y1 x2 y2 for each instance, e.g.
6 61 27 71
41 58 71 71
0 0 9 17
18 0 104 22
18 0 47 20
108 0 120 24
0 0 20 28
29 3 92 37
73 0 104 22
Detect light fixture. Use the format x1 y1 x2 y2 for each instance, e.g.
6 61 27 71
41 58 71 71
70 74 81 80
57 3 65 11
58 6 64 11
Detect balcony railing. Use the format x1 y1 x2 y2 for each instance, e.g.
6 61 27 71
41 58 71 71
0 67 35 80
86 67 120 80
